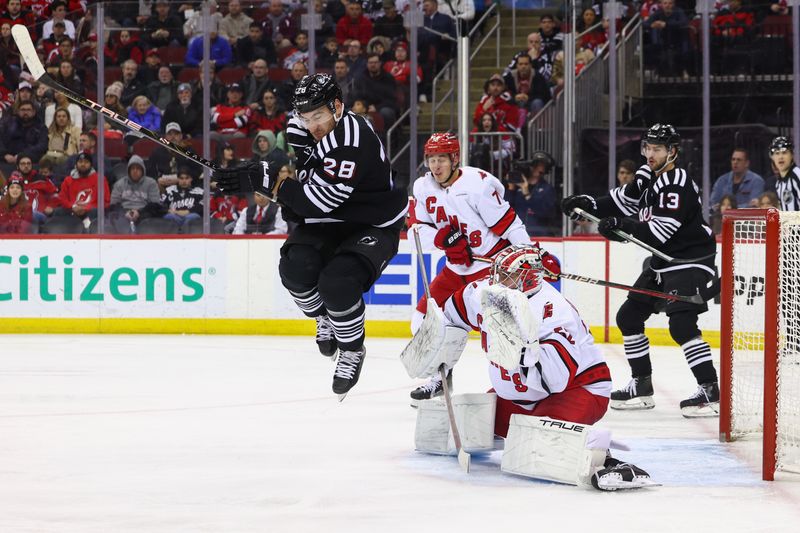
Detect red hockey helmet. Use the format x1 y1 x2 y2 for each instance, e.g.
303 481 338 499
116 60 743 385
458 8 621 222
424 132 460 165
491 245 545 296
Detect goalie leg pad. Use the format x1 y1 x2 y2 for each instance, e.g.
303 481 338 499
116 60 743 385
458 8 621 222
500 415 609 487
453 393 497 453
414 399 456 455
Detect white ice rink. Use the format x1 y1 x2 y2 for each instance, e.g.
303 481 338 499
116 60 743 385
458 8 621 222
1 334 799 533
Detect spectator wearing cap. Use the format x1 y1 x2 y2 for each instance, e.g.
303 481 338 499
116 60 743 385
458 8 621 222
162 167 204 228
56 151 111 228
139 49 164 85
219 0 253 47
249 88 287 137
373 1 405 40
42 1 75 40
144 0 184 48
233 190 287 235
214 141 237 170
120 59 146 107
62 132 111 183
108 154 163 233
336 1 373 47
351 53 398 128
0 1 38 42
162 83 202 138
10 81 40 118
147 65 178 111
149 122 188 189
93 82 128 137
185 17 233 69
278 61 307 109
0 101 48 165
0 173 33 234
127 95 162 133
76 32 99 74
210 83 251 141
242 59 278 109
236 22 277 67
473 73 520 132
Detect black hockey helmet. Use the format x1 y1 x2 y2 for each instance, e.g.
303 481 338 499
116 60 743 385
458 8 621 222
529 150 556 174
769 136 794 154
642 123 681 149
292 73 343 115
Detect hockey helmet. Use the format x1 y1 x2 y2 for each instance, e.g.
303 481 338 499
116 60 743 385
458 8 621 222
769 136 794 155
292 73 343 115
424 132 460 166
529 150 556 174
491 245 545 296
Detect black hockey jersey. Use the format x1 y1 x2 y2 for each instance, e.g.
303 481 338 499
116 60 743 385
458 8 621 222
162 184 204 214
281 112 408 228
595 164 715 274
775 165 800 211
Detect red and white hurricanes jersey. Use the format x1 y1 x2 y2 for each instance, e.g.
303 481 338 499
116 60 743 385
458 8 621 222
444 279 612 407
411 165 530 276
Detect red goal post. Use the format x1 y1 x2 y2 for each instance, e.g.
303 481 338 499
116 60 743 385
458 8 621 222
720 208 800 481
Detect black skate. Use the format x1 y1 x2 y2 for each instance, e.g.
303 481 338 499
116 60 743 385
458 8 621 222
679 382 720 418
591 456 659 491
315 315 337 358
409 369 453 408
333 346 366 400
610 375 655 410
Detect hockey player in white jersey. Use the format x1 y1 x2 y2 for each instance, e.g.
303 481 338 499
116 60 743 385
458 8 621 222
408 132 530 403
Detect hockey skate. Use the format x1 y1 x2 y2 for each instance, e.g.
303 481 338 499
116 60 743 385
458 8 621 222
610 375 655 410
591 456 659 491
315 315 337 358
409 369 453 408
679 382 720 418
333 346 366 401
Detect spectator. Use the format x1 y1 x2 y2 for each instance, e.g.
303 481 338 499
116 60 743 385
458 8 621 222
0 173 33 233
76 32 98 74
550 43 595 94
106 29 144 66
46 36 81 76
327 0 349 21
473 73 520 132
537 13 563 59
418 0 455 100
507 154 558 236
469 112 515 173
10 81 39 118
56 152 110 229
334 59 355 104
282 31 310 70
0 22 20 72
219 0 253 47
232 191 287 235
503 53 551 118
119 59 146 107
42 1 75 40
367 35 393 63
350 98 371 123
278 60 307 108
351 53 398 128
374 0 405 40
185 18 233 69
162 167 204 228
127 95 162 132
94 82 128 138
758 190 780 208
14 154 39 184
41 20 67 60
710 148 764 212
44 91 83 130
139 49 164 85
262 0 296 48
578 7 607 53
336 1 374 47
236 22 277 67
770 0 790 15
343 39 366 78
506 31 554 82
54 60 83 96
0 1 38 42
183 0 223 41
190 69 226 108
62 132 111 183
144 0 184 48
0 101 48 165
214 141 238 169
147 65 178 111
384 41 422 102
712 0 756 74
162 82 202 138
711 194 737 235
27 159 59 223
250 88 288 136
291 0 336 49
211 83 252 141
617 159 637 186
318 36 341 70
43 107 81 168
108 154 163 233
644 0 690 77
148 122 187 189
210 188 248 233
251 129 290 170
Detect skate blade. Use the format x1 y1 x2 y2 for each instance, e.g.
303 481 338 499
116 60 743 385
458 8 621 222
610 396 655 410
596 476 661 491
681 401 720 418
337 392 349 402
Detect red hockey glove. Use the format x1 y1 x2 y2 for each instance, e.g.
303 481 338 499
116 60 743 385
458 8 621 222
434 226 473 266
540 251 561 282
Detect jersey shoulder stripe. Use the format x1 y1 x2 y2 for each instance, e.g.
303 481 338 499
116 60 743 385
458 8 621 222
540 338 578 380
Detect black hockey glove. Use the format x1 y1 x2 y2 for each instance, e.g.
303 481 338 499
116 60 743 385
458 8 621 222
286 119 317 170
598 216 638 243
561 194 597 220
215 161 280 197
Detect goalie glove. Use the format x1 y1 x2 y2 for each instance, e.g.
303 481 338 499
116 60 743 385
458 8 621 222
480 284 540 370
434 226 473 266
400 300 469 378
214 160 283 198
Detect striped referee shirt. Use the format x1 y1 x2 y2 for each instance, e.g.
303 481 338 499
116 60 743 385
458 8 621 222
775 165 800 211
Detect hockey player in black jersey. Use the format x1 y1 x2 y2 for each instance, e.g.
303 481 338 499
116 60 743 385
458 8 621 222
768 136 800 211
561 124 720 418
214 74 408 398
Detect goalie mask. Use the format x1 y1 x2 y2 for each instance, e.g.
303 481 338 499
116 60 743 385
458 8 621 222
491 245 545 296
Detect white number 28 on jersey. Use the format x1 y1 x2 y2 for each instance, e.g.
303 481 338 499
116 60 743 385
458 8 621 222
323 158 357 179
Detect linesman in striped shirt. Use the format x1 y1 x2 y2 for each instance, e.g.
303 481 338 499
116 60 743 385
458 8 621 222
769 136 800 211
560 124 720 418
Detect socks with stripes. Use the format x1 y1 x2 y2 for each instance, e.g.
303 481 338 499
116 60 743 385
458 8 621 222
328 299 366 352
288 287 325 317
682 337 717 384
623 334 653 377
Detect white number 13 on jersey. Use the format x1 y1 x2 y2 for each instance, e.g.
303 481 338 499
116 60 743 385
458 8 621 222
323 158 356 179
658 192 680 210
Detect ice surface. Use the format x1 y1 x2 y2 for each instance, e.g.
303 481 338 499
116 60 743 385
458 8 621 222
1 335 799 533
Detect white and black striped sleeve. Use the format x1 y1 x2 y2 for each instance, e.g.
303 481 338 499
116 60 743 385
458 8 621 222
776 166 800 211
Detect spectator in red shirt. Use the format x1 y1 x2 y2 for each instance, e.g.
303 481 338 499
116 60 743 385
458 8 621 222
0 0 38 41
56 152 111 228
473 73 520 132
0 173 33 234
210 83 252 141
249 88 287 136
578 8 607 53
336 1 373 47
24 159 59 223
105 29 144 66
384 41 422 86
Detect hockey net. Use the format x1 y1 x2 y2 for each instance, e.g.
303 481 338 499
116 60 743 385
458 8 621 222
720 209 800 480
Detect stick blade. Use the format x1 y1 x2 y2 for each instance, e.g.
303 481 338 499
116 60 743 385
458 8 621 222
458 449 471 473
12 25 45 80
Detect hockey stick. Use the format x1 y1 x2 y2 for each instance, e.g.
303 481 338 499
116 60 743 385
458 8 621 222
473 256 705 304
12 25 216 172
412 226 471 473
571 207 717 264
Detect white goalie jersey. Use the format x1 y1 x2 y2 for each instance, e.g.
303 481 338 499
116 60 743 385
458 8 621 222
411 166 530 276
444 279 612 407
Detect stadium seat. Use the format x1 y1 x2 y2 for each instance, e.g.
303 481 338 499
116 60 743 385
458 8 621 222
227 136 254 160
136 217 180 235
40 216 86 235
189 138 218 159
217 67 249 85
104 137 129 159
368 112 385 134
104 66 122 84
177 67 200 83
159 46 188 67
269 68 291 82
132 139 159 159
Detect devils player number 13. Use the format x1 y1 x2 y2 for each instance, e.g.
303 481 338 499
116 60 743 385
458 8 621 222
658 192 680 210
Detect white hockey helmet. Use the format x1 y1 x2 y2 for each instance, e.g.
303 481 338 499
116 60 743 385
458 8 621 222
491 245 545 296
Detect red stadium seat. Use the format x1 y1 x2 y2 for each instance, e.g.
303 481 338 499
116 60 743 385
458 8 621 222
217 67 249 85
104 66 122 84
104 137 128 159
368 112 385 134
226 136 254 160
131 139 159 159
269 68 291 82
159 46 188 67
189 138 218 160
177 67 200 83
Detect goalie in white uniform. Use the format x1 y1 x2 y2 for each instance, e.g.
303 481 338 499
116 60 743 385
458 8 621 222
408 132 530 404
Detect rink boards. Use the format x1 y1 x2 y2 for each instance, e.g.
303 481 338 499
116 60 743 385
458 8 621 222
0 236 743 345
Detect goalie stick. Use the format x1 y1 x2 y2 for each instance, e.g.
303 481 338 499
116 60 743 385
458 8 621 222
412 226 471 473
473 256 706 304
12 25 216 172
571 207 717 265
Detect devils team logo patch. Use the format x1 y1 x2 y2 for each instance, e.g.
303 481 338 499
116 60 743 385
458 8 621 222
358 236 378 246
